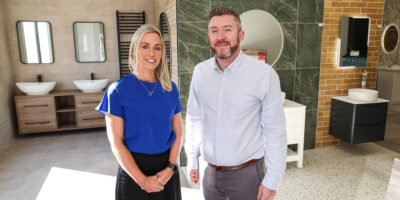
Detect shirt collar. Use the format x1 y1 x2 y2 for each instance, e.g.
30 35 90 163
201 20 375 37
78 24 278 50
212 50 244 73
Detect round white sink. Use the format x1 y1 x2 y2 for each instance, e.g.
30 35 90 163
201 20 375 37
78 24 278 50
348 88 378 102
16 82 56 95
73 79 109 93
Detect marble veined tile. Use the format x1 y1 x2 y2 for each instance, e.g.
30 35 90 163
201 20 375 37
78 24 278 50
178 22 210 74
178 0 210 21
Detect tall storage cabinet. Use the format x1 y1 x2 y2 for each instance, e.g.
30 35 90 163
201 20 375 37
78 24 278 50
284 99 306 168
15 90 105 134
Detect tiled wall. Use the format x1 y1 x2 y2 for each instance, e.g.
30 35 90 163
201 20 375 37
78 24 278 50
3 0 154 90
154 0 179 84
0 0 16 152
379 0 400 67
177 0 324 158
316 0 384 148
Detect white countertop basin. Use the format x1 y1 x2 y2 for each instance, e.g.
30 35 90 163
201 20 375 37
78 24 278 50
16 82 56 95
73 79 109 93
348 88 378 102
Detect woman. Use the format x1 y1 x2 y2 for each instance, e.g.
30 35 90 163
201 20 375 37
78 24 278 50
96 24 183 200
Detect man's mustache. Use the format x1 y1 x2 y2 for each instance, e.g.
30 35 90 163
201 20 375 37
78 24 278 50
214 40 230 46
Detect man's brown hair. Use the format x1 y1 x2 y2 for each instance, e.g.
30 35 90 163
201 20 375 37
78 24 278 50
208 7 242 30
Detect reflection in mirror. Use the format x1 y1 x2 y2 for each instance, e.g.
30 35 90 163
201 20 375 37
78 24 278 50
339 17 370 67
239 10 283 66
17 21 53 64
159 13 171 76
381 24 399 53
73 22 105 62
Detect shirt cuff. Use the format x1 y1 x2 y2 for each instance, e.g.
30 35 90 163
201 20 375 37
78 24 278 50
187 157 199 170
261 173 280 191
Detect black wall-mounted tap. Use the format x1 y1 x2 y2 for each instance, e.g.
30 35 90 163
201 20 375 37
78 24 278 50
37 75 42 82
90 73 94 80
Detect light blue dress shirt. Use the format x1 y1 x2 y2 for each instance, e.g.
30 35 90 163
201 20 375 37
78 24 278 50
185 51 287 190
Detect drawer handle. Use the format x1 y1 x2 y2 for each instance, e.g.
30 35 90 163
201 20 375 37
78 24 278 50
25 121 50 125
24 104 48 108
83 117 103 121
82 101 100 104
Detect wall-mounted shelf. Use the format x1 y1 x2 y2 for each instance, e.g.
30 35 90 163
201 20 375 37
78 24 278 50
15 90 105 134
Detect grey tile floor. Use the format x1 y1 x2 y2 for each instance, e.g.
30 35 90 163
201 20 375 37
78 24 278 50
0 105 399 200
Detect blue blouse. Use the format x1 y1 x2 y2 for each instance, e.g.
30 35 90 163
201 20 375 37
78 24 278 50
96 73 182 154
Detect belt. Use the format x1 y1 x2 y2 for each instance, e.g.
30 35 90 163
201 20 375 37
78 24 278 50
208 158 261 172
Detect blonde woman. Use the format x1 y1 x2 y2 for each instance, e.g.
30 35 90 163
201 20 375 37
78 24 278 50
97 25 183 200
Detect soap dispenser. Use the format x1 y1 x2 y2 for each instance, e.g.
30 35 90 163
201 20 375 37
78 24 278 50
361 69 368 88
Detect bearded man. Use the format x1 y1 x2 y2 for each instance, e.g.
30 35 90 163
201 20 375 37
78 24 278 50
185 6 287 200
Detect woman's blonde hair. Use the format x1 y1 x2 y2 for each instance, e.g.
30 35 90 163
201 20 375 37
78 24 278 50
128 24 172 92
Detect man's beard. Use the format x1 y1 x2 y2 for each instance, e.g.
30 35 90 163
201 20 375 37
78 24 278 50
210 38 240 59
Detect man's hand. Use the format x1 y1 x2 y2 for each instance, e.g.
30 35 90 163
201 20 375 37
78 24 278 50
257 184 276 200
189 169 199 184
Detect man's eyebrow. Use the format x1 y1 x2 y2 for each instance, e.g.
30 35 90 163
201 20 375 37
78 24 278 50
209 25 233 29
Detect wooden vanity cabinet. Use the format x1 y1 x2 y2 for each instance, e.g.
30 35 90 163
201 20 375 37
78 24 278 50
15 90 105 134
15 96 57 133
75 93 105 128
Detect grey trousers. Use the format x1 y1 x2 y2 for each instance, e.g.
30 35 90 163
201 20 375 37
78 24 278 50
202 159 265 200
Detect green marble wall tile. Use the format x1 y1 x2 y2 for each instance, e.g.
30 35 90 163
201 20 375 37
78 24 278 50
219 0 297 23
276 69 295 101
178 22 210 74
219 0 266 15
296 24 322 68
304 109 317 150
179 72 193 102
264 0 298 23
179 97 187 117
211 0 220 10
298 0 324 23
180 148 188 166
177 0 210 21
294 68 320 110
273 23 296 70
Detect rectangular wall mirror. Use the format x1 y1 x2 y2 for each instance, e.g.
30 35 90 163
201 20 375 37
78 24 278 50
73 22 105 62
17 21 54 64
339 17 370 67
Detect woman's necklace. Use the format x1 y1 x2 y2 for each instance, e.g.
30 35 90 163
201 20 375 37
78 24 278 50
136 77 158 96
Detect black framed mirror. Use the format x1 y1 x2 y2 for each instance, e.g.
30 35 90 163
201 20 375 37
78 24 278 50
381 24 399 53
73 22 105 63
16 21 54 64
339 17 370 67
159 13 171 76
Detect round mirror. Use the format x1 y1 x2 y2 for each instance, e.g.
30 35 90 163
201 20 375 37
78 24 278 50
239 10 284 66
381 24 399 53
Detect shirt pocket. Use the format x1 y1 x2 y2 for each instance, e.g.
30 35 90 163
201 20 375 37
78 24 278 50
230 94 258 120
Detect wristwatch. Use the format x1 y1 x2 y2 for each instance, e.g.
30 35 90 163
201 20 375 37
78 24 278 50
166 162 177 171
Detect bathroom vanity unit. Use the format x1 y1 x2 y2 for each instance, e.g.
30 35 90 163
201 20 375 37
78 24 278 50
15 90 105 134
283 99 306 168
378 67 400 104
329 96 389 144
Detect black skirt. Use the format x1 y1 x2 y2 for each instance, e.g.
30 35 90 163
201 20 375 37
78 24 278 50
116 149 182 200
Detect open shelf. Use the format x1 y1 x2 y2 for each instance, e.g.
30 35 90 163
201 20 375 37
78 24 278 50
56 106 76 112
56 111 77 129
55 95 75 111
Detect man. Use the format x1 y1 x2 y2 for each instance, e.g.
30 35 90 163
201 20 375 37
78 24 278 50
185 7 287 200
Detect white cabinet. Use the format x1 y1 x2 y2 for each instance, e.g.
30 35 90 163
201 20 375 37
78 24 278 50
284 99 306 168
377 68 400 104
